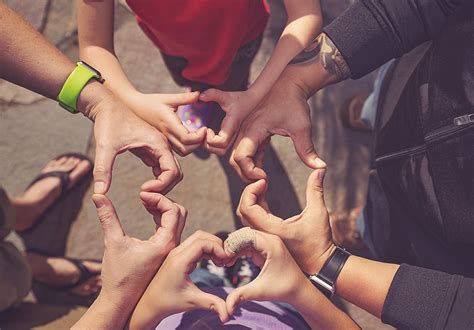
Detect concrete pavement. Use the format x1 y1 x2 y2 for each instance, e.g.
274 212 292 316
0 0 391 328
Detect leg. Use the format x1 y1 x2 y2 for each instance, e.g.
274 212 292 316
11 155 91 231
0 187 31 311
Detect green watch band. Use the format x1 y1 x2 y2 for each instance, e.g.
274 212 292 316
57 61 105 114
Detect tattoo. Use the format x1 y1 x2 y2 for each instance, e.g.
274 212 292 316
289 33 351 80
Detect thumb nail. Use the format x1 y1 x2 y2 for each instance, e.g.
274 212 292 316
94 181 106 194
314 157 327 169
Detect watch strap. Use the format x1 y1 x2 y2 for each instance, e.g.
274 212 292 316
308 246 351 298
57 61 104 113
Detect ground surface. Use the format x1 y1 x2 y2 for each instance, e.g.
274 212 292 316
0 0 392 328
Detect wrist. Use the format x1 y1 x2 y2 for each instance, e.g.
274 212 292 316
76 80 114 120
73 292 133 329
306 242 337 275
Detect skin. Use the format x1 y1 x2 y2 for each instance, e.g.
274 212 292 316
0 3 182 195
238 168 400 318
199 0 323 156
72 192 186 329
129 229 358 330
76 0 322 157
76 0 207 156
225 33 346 182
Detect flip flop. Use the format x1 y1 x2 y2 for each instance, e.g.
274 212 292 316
26 152 93 194
57 257 101 292
28 249 101 294
18 153 92 233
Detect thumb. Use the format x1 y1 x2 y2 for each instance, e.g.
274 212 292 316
291 128 327 169
159 91 200 107
226 283 260 315
92 194 125 242
199 88 228 107
93 145 117 194
305 168 327 210
193 291 229 323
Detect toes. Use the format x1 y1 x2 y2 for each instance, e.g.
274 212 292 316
82 260 102 274
67 159 92 188
70 275 102 296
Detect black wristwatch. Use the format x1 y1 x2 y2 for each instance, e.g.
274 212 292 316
308 246 351 298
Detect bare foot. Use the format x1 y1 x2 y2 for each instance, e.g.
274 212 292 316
12 155 92 231
26 252 102 297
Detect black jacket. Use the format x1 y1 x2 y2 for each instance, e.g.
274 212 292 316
323 1 474 328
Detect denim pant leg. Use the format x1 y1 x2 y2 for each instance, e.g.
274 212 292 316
360 59 396 130
357 60 395 255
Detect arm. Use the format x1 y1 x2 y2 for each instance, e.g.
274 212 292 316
0 3 181 194
323 0 468 79
237 169 474 328
76 0 206 156
199 0 323 155
248 0 322 102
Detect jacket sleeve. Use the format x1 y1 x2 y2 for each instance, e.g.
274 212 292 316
323 0 467 78
381 264 474 329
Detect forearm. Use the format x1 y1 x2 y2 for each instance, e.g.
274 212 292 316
80 46 142 106
128 294 165 330
73 293 134 330
323 0 468 78
280 32 348 100
0 3 75 100
293 280 359 329
0 3 112 120
335 256 399 318
77 0 141 107
248 0 322 101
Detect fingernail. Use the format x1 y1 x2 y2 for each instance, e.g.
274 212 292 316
94 182 106 194
314 157 327 169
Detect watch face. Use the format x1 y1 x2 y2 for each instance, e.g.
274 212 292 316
79 61 102 76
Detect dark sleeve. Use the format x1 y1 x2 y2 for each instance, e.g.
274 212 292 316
323 0 467 78
382 264 474 329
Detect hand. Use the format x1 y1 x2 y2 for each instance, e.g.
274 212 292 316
73 192 186 329
199 89 260 156
237 168 335 274
129 231 230 329
129 91 207 156
89 93 183 194
224 229 313 312
229 72 326 182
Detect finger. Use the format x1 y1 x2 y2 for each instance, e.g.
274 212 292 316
92 194 125 242
291 127 327 170
203 129 227 156
226 281 261 315
141 152 182 193
305 168 328 210
238 180 282 233
190 290 229 323
93 145 117 194
199 88 228 108
158 91 200 107
175 230 223 254
174 203 187 243
179 238 228 271
171 124 207 146
168 133 203 157
231 131 268 181
205 115 240 150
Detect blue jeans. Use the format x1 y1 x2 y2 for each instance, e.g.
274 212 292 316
357 60 395 256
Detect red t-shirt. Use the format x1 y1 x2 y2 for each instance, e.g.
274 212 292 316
126 0 270 85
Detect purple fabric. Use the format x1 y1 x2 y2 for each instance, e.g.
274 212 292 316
156 287 309 329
